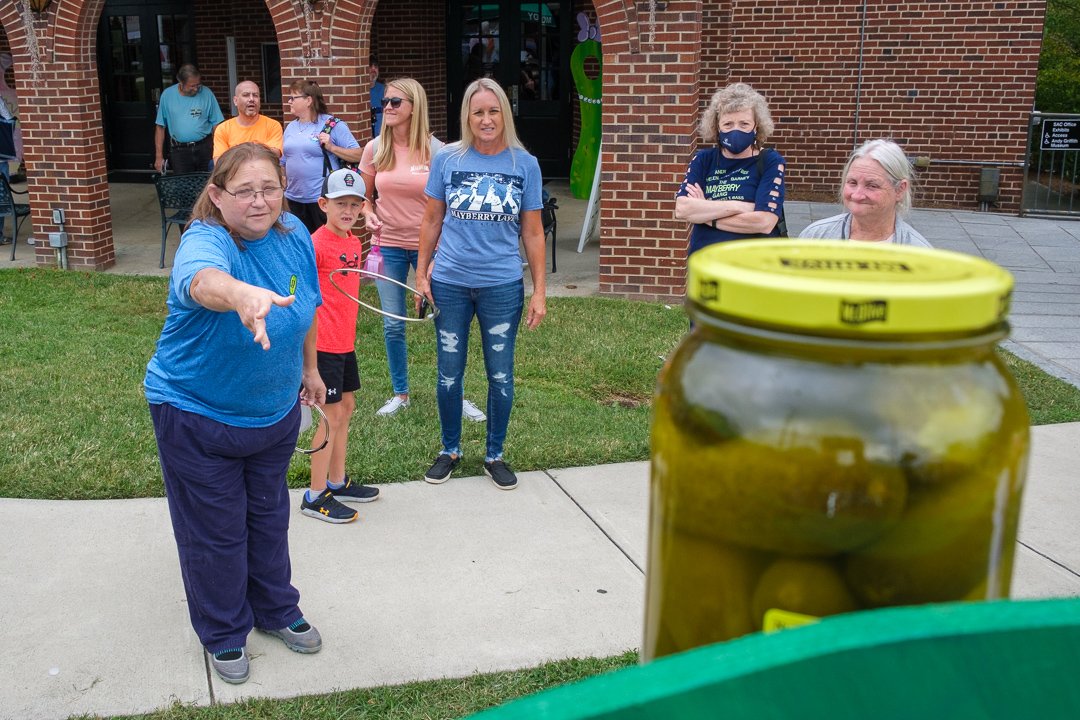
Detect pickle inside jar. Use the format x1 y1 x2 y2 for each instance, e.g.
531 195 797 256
750 557 858 630
644 529 767 658
843 460 1024 607
653 397 908 557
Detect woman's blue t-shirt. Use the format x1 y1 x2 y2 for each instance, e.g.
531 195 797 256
676 147 786 254
282 114 360 203
425 144 543 288
144 213 321 427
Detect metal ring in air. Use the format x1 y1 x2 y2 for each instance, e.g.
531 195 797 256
329 268 440 322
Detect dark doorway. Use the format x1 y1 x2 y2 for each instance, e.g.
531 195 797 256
97 1 195 181
448 1 571 177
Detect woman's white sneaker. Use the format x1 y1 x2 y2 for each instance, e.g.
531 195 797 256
376 396 410 417
462 399 487 422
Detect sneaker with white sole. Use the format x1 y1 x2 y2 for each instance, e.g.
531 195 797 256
330 475 379 503
484 459 518 490
259 618 322 653
424 453 461 484
301 489 358 524
209 648 249 684
462 398 487 422
376 396 410 417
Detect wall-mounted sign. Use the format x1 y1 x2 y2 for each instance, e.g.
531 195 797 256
1041 120 1080 150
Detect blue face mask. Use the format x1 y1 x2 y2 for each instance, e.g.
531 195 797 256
720 129 756 155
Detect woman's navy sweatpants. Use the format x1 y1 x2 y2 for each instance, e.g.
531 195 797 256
149 401 305 654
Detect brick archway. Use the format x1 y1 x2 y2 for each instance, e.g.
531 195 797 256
0 0 382 270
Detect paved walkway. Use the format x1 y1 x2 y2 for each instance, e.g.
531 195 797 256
5 197 1080 718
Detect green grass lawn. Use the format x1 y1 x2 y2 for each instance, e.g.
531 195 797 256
0 269 685 500
5 267 1080 720
4 267 1080 500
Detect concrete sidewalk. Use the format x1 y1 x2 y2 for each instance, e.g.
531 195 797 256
3 424 1079 720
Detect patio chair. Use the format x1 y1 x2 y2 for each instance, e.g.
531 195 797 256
542 191 558 272
521 188 559 273
155 171 209 268
1 174 30 261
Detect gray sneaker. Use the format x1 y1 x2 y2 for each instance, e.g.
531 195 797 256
260 618 322 654
209 648 249 684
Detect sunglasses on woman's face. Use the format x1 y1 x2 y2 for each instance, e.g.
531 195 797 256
380 96 410 109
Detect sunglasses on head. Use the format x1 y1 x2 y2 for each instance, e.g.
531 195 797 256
380 96 409 109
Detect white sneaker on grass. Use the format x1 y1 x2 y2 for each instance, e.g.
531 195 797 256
376 396 410 417
462 398 487 422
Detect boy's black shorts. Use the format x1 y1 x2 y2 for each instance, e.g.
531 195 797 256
317 351 360 404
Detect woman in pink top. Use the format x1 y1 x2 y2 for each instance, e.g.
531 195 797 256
361 78 484 421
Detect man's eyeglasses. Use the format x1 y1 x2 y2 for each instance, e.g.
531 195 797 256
221 186 284 203
339 253 360 268
381 96 411 109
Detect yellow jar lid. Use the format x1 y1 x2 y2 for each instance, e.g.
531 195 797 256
687 239 1014 335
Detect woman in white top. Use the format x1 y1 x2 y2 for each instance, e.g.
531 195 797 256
799 139 931 247
360 78 484 421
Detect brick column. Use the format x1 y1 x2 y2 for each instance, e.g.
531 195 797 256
267 0 373 146
594 0 701 301
1 0 115 270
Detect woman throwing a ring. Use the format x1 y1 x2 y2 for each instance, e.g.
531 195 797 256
144 142 325 685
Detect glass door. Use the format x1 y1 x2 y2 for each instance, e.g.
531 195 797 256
97 1 195 180
449 1 571 177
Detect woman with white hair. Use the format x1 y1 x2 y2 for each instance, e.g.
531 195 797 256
799 139 931 247
675 82 786 255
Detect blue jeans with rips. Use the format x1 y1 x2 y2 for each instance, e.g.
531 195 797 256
374 246 420 395
431 278 524 461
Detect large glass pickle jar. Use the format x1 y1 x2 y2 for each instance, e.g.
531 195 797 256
644 240 1030 661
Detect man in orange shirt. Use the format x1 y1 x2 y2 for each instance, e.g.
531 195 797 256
213 80 283 160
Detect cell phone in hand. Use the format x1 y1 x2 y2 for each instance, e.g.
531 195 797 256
419 297 430 319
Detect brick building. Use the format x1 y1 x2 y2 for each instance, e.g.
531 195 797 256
0 0 1046 299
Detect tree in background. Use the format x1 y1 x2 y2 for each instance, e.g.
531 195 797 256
1037 0 1080 112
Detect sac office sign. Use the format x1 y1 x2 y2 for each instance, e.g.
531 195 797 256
1041 120 1080 150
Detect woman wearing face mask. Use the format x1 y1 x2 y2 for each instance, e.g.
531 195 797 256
674 83 786 255
798 139 931 247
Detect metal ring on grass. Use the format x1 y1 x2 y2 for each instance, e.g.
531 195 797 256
295 403 330 455
329 268 439 322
